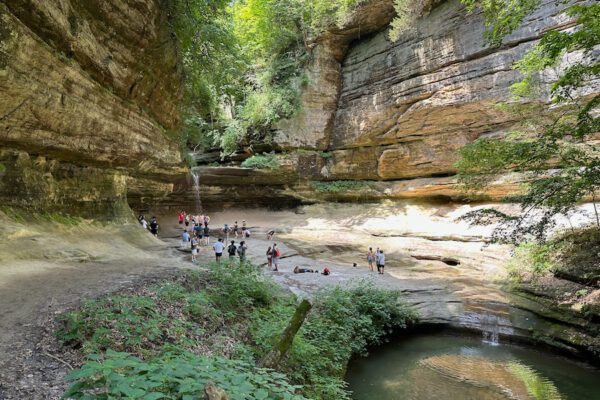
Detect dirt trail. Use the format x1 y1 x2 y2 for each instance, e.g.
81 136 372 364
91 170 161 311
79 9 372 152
0 217 192 399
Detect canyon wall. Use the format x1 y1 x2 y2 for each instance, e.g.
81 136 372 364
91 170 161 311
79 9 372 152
0 0 184 218
195 0 599 207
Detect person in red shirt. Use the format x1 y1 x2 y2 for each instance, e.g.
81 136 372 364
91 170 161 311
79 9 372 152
178 211 184 225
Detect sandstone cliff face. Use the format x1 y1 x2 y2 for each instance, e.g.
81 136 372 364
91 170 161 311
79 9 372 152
0 0 184 218
246 0 598 203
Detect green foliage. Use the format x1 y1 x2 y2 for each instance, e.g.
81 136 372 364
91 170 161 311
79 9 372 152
0 163 5 173
507 361 562 400
58 264 417 399
461 0 541 46
506 242 554 283
311 180 368 193
248 282 418 399
177 0 367 157
241 154 280 169
455 2 600 243
389 0 429 41
64 350 306 400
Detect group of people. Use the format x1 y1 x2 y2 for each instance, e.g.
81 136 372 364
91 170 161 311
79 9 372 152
138 215 159 237
366 247 386 274
179 211 253 265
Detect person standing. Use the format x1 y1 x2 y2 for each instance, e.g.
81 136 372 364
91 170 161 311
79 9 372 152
213 238 224 263
140 217 148 230
272 243 280 271
203 225 210 246
178 211 184 225
237 240 247 264
233 221 239 238
149 217 159 237
181 229 190 248
227 240 237 260
375 247 381 273
222 224 230 242
367 247 375 272
378 250 385 275
191 235 199 264
266 246 273 269
204 215 210 227
241 220 247 236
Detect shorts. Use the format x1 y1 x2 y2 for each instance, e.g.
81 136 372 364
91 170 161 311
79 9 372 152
367 256 373 262
179 220 183 224
215 252 222 257
192 249 198 255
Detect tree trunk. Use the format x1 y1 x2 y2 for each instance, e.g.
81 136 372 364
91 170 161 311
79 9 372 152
260 299 312 369
592 192 600 228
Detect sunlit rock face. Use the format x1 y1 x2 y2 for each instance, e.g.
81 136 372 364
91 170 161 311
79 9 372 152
266 0 600 201
0 1 184 218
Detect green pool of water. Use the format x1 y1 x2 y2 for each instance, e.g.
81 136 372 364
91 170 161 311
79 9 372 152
346 332 600 400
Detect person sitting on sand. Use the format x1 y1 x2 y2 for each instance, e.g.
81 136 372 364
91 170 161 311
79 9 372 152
293 266 317 274
322 267 331 276
267 229 275 240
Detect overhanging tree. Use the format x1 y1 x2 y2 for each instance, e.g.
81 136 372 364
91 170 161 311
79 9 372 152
454 1 600 243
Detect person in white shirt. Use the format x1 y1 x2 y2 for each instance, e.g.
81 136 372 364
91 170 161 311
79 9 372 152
213 238 225 263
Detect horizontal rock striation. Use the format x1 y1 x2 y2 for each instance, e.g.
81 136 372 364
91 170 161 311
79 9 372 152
228 0 598 204
0 0 184 218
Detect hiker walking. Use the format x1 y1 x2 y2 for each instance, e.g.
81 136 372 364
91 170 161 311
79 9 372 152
149 217 159 237
378 250 385 275
237 241 247 264
367 247 375 272
191 235 199 264
266 246 273 268
272 243 280 271
227 240 237 260
213 238 224 263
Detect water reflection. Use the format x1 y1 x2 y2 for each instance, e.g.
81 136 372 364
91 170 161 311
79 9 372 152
346 333 600 400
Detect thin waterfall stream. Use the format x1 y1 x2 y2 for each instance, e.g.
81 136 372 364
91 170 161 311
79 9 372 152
190 168 202 214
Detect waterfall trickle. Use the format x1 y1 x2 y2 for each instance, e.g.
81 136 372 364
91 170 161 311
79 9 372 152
481 314 500 346
190 169 202 214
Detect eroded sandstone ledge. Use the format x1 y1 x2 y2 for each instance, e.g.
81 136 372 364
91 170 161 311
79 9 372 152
0 0 184 218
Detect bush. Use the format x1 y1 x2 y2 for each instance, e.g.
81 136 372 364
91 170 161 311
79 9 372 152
241 154 280 169
64 350 306 400
311 180 368 193
58 268 417 399
506 242 554 283
248 282 418 399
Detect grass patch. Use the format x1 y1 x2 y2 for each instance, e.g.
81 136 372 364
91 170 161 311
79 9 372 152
57 262 417 399
241 154 280 169
0 206 82 225
311 180 369 193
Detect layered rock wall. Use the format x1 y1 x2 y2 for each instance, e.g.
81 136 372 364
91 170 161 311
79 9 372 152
0 0 184 218
207 0 598 205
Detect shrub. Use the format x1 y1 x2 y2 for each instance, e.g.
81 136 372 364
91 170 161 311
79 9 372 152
64 350 306 400
311 180 368 193
241 154 280 169
506 242 554 283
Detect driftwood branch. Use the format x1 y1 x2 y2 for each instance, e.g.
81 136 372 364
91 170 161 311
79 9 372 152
260 299 312 369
